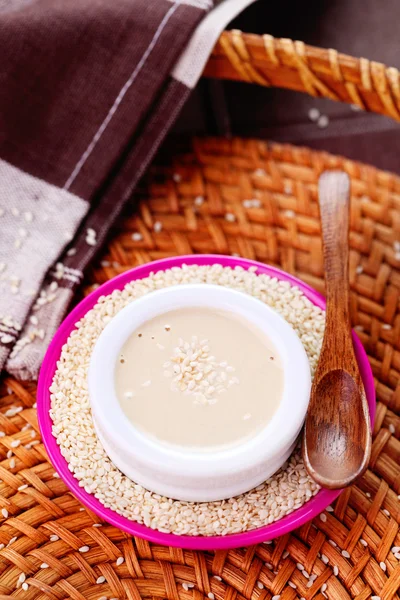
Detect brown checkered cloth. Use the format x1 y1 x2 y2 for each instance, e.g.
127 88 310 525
0 0 255 379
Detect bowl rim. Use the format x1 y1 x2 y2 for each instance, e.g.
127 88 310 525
88 282 311 482
37 254 376 550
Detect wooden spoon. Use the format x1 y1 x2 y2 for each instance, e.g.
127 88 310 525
302 171 372 489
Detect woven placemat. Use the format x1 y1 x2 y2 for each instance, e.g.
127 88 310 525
1 137 399 600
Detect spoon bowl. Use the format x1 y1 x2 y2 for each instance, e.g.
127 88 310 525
304 369 371 488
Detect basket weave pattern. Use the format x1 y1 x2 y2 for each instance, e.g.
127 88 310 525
0 32 400 600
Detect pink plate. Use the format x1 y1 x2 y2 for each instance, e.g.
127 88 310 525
37 255 376 550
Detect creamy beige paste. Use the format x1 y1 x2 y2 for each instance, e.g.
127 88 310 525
115 308 283 450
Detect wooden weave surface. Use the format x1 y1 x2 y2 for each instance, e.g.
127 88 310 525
1 137 400 600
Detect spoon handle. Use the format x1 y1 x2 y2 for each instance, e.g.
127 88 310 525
318 171 357 375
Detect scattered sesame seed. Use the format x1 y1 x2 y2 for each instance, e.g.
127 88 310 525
391 546 400 554
341 550 350 558
29 316 39 326
79 546 90 553
383 509 390 517
22 582 29 591
284 209 295 218
132 232 143 241
9 459 16 468
116 557 124 566
282 550 290 559
366 492 371 498
1 509 8 518
50 535 59 541
272 596 281 600
326 505 334 512
18 484 28 491
224 213 236 222
67 248 77 256
389 424 395 433
360 539 368 547
40 563 49 569
320 513 327 522
296 563 304 571
208 593 215 599
18 573 26 584
288 581 297 589
371 596 381 600
317 115 329 128
382 324 392 330
96 576 106 584
182 583 189 591
333 565 339 576
321 554 329 564
321 583 327 592
356 265 363 274
11 440 21 448
173 173 182 182
153 221 163 233
194 196 204 206
257 581 264 589
308 108 320 121
380 561 386 572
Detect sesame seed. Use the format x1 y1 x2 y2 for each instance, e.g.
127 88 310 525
272 596 281 600
18 484 28 491
182 583 189 591
341 550 350 558
132 232 143 241
67 248 77 256
380 561 386 572
383 509 390 516
40 563 49 569
50 535 59 541
79 546 89 553
360 539 368 547
296 563 304 571
391 546 400 553
320 513 327 522
194 196 204 206
96 576 106 584
326 505 334 512
173 173 182 182
208 593 215 599
351 104 363 111
257 581 264 589
22 583 29 591
116 557 124 565
356 265 363 274
224 213 236 222
321 554 329 564
317 115 329 128
1 509 8 518
11 440 21 448
371 597 381 600
153 221 163 233
321 583 327 592
9 458 16 469
333 565 339 576
18 573 26 584
389 424 395 434
308 108 320 121
288 581 297 589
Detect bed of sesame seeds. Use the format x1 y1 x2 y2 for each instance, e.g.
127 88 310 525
50 264 324 536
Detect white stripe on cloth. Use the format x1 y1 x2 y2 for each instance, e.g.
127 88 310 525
63 0 183 191
172 0 256 89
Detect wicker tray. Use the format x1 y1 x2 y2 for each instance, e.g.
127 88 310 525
0 32 400 600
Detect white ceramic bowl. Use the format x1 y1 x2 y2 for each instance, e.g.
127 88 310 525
88 284 311 502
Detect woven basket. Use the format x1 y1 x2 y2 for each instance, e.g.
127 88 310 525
1 32 400 600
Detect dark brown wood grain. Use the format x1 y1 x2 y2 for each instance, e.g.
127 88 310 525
302 171 372 489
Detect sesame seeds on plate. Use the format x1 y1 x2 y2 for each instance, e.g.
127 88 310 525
50 264 324 537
